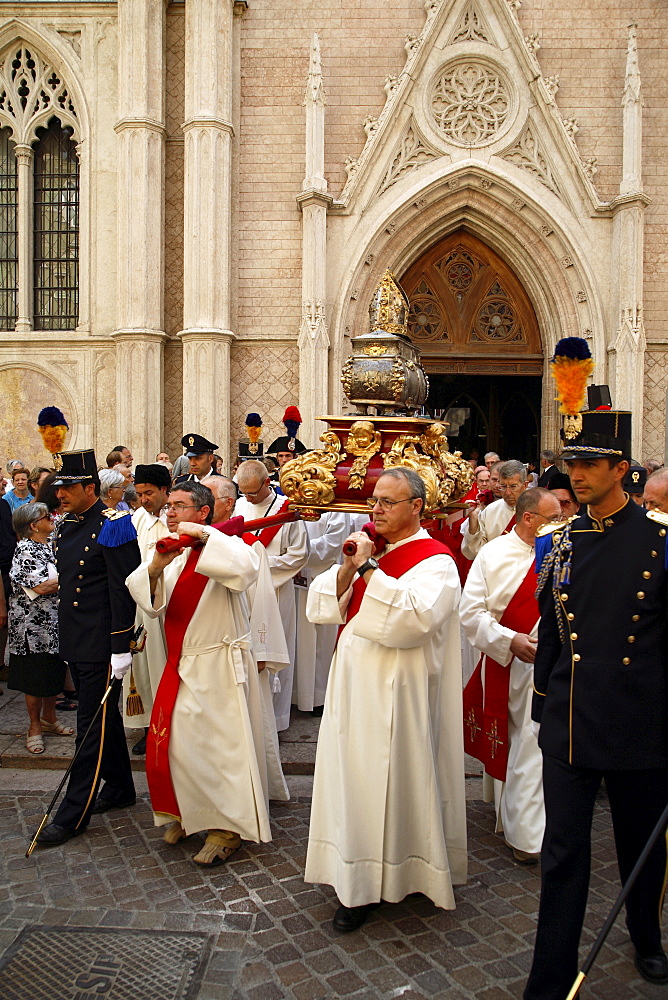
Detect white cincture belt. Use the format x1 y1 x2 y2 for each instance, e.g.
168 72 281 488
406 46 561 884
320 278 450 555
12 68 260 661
181 632 251 684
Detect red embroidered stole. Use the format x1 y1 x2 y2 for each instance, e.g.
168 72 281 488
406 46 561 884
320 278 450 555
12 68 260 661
251 497 291 548
338 538 452 641
146 549 209 818
463 559 538 781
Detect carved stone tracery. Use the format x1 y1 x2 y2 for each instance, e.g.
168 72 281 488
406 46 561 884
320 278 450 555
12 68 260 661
502 123 561 196
0 45 78 143
430 62 510 146
379 121 439 194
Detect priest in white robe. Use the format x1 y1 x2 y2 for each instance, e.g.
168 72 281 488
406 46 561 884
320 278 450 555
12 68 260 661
126 480 286 867
122 465 171 749
293 511 348 714
459 487 560 862
235 459 308 731
461 459 528 560
305 468 467 933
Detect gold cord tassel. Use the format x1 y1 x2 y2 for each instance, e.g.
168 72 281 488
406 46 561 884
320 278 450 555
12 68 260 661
125 668 145 717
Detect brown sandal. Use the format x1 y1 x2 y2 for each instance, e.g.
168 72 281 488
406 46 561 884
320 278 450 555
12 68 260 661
192 833 240 867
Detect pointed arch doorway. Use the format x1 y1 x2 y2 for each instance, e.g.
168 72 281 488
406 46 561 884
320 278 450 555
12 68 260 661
400 230 543 463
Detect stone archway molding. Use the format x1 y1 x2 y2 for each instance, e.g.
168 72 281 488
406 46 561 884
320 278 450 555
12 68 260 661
329 163 606 450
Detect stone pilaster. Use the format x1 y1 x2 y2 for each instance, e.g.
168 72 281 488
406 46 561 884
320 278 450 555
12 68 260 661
609 24 648 459
14 144 33 334
297 35 332 446
179 0 236 450
112 0 167 461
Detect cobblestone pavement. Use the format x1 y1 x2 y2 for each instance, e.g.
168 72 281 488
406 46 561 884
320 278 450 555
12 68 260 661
0 769 662 1000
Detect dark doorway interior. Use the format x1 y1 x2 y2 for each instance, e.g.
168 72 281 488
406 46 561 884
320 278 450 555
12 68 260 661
425 373 542 465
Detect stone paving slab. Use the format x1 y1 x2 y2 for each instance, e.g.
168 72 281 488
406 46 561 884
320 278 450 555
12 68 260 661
0 780 660 999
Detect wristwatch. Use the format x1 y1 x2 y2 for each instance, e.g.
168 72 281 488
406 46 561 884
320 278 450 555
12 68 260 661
357 557 379 577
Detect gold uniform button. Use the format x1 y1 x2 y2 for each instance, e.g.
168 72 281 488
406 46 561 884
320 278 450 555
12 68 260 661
76 587 81 593
567 613 575 621
73 601 78 607
642 571 651 579
661 529 667 537
84 546 89 552
637 591 645 599
651 550 658 558
573 653 581 661
91 533 96 538
79 560 85 566
622 657 631 665
632 614 640 622
78 574 83 580
627 636 636 643
561 593 569 602
570 632 578 640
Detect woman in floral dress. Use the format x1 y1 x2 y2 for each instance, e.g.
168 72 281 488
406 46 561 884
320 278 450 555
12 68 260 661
7 502 73 754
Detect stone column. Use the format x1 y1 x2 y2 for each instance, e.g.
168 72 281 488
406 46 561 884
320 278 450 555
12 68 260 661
14 144 33 334
297 35 332 447
179 0 236 449
609 23 647 458
111 0 167 461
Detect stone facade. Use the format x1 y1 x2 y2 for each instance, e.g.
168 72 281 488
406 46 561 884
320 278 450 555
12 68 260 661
0 0 665 469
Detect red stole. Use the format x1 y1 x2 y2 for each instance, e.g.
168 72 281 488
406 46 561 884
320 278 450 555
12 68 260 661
339 537 452 640
251 496 291 548
462 559 538 781
146 549 209 819
502 514 517 536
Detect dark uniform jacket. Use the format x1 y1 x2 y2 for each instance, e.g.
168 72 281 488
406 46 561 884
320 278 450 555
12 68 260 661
533 498 668 770
55 499 140 662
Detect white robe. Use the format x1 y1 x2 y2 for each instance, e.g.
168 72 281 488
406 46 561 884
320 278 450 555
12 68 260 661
122 506 169 727
305 528 468 909
235 492 308 731
461 497 516 560
293 512 347 712
126 530 282 841
459 529 545 855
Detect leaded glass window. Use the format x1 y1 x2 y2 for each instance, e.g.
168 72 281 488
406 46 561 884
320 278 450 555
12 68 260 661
33 117 79 330
0 127 17 331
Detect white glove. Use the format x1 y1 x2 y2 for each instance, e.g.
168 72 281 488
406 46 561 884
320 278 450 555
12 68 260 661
531 720 541 739
111 652 132 680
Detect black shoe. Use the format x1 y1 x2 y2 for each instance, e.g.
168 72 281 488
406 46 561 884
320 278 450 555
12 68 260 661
332 901 381 933
635 950 668 984
132 735 147 755
311 705 324 718
35 823 83 847
91 795 137 814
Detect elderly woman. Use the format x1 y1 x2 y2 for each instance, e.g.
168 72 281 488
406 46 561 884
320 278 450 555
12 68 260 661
99 468 127 510
7 502 73 754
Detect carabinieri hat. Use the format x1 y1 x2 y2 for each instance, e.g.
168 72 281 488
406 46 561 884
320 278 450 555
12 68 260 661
238 413 264 460
181 432 218 457
267 406 307 455
133 464 172 489
52 449 99 485
624 464 647 494
549 337 632 460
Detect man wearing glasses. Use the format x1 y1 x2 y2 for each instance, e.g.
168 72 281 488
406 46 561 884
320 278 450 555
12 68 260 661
546 472 581 520
304 467 467 933
460 488 561 865
234 459 308 732
462 459 528 560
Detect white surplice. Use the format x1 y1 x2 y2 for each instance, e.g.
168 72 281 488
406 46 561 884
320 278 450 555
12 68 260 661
126 529 282 841
305 528 467 909
122 506 169 727
234 491 308 731
461 497 516 561
293 512 347 712
459 529 545 855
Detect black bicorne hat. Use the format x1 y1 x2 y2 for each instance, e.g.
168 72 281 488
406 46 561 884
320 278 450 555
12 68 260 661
52 449 99 485
133 464 172 489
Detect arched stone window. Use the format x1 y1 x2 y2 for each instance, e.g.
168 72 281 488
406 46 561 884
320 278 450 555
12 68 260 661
0 44 80 331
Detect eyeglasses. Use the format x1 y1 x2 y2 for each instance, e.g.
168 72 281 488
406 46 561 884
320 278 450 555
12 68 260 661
240 483 268 497
366 496 417 512
499 483 524 493
165 502 198 512
557 498 576 508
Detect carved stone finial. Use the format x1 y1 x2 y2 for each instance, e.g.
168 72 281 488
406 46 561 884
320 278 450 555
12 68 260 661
304 32 326 106
623 21 641 106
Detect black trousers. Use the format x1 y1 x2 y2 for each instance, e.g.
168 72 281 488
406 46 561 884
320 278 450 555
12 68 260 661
54 661 135 831
524 753 668 1000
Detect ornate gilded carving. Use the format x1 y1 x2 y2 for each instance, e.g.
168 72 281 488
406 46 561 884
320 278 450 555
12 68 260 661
382 422 474 513
390 359 406 402
346 420 382 489
341 357 354 396
363 343 387 356
280 431 343 507
368 269 408 335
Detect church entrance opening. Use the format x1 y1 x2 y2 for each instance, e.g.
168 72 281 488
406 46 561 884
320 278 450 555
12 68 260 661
399 229 543 464
425 372 541 465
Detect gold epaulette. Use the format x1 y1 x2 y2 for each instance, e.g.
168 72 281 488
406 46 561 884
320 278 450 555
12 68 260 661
646 509 668 527
102 507 132 520
536 515 577 538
